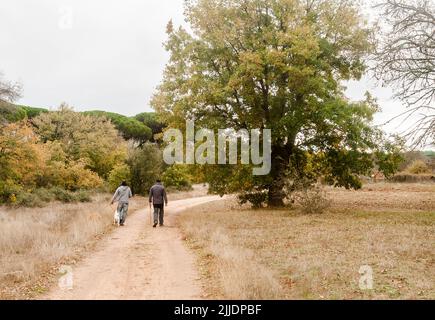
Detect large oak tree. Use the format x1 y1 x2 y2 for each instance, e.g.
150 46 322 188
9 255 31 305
152 0 401 207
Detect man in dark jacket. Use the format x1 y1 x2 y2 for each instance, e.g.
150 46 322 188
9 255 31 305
149 179 168 227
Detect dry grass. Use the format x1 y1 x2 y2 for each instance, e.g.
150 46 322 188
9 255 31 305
0 194 147 299
201 229 281 299
178 182 435 300
0 185 205 299
327 182 435 212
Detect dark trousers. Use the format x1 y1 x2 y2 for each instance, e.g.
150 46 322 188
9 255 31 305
153 204 164 225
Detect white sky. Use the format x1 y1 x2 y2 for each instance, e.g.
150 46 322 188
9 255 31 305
0 0 408 136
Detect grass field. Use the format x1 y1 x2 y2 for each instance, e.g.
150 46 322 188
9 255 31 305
178 183 435 300
0 194 148 299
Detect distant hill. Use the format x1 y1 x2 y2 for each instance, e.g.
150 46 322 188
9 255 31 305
0 102 48 124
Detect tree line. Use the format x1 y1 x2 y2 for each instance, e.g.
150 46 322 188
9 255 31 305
0 98 191 206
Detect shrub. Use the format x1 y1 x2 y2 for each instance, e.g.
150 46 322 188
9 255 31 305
75 190 92 203
108 164 131 192
9 188 92 207
293 185 331 214
162 165 192 191
50 187 76 203
14 191 44 208
238 191 268 209
0 122 45 190
406 160 430 174
33 105 128 179
44 159 104 191
0 121 103 199
33 188 55 202
0 180 22 204
390 174 434 183
398 151 428 172
127 143 163 195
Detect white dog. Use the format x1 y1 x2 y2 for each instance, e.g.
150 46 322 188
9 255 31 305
113 209 121 226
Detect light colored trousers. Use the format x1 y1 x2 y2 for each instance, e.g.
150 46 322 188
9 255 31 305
117 202 129 224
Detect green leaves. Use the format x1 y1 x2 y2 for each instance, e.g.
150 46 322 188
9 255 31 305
33 105 127 179
83 111 152 144
127 143 163 195
0 102 27 124
152 0 400 206
0 102 49 125
134 112 165 142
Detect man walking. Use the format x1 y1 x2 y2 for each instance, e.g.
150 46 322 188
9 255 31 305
149 179 168 228
110 181 132 226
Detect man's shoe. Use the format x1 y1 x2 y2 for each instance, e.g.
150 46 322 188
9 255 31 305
159 224 164 227
153 223 157 228
120 223 124 226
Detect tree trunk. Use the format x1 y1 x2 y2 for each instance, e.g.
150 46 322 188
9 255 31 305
267 144 290 207
268 179 286 207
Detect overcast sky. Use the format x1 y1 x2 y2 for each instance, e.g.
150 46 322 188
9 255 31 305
0 0 408 135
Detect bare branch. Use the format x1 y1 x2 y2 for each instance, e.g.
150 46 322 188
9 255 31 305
373 0 435 147
0 72 22 104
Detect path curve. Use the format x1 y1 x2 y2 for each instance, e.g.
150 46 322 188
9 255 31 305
42 195 221 300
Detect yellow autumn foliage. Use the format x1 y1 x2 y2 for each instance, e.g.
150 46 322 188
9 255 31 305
0 121 104 202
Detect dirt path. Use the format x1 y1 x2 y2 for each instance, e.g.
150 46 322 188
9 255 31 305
42 195 222 300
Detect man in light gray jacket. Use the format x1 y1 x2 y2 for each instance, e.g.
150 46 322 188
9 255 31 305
110 181 132 226
149 179 168 228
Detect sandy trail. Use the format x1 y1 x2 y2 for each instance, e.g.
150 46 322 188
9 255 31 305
42 195 221 300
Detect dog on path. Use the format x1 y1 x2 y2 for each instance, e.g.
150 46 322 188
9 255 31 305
113 209 121 226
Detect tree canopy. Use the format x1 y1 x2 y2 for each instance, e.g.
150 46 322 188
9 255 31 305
134 112 166 142
84 110 153 144
33 104 127 179
152 0 402 206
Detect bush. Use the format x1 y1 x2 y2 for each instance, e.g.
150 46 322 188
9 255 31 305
50 187 76 203
14 191 44 207
75 190 92 203
406 160 430 174
238 191 268 209
8 188 92 207
108 164 131 192
293 185 331 214
44 159 104 191
127 143 163 195
390 174 434 183
49 187 93 203
33 105 128 179
0 180 22 204
398 151 428 172
33 188 55 202
162 165 192 191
